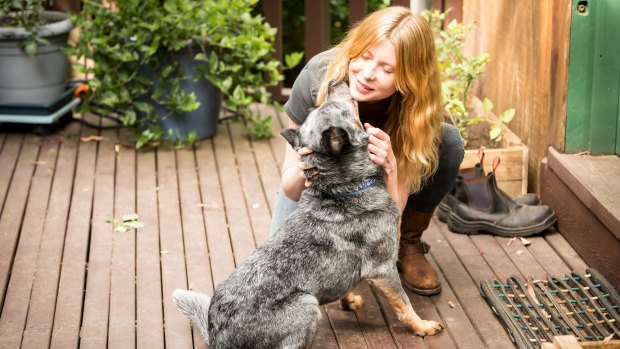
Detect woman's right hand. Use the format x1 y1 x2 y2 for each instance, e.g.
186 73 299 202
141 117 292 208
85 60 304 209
298 147 318 187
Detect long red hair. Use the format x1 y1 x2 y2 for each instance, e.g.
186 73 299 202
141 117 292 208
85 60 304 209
316 6 443 192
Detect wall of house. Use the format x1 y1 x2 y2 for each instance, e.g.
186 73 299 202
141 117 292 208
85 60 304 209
462 0 572 193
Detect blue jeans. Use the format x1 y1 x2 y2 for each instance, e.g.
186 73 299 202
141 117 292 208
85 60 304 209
269 123 464 237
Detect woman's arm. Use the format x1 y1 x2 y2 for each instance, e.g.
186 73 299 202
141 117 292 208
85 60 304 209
365 123 410 211
280 119 315 202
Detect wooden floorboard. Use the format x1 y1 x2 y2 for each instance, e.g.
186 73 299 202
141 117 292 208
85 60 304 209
50 117 98 349
431 220 517 349
22 122 80 348
156 146 193 349
135 147 165 349
194 139 235 288
0 109 603 349
0 135 39 312
177 143 212 349
213 124 256 266
79 126 116 349
109 128 136 349
0 136 57 348
0 134 23 217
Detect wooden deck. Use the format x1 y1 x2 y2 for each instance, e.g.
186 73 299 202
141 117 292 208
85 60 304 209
0 107 590 349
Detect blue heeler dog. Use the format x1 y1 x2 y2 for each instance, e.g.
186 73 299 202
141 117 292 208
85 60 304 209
172 80 444 348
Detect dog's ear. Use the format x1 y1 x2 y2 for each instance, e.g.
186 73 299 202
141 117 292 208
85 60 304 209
321 126 349 155
326 80 348 99
280 128 301 150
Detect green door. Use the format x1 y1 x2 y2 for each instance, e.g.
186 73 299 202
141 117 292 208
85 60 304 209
566 0 620 155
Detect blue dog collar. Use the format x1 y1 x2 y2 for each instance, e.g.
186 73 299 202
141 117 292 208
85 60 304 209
333 178 379 198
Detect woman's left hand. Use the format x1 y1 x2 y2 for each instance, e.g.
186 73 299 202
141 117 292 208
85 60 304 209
364 123 397 176
365 123 406 210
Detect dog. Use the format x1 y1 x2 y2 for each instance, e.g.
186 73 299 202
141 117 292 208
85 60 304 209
172 80 444 349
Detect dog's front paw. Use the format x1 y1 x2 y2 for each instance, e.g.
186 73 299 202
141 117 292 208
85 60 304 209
414 320 444 337
340 293 365 311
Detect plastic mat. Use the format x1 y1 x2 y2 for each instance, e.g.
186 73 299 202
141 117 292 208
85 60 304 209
480 268 620 349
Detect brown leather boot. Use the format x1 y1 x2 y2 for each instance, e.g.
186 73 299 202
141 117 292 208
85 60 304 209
397 208 441 296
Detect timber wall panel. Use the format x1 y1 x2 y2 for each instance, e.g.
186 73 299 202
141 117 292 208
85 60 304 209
462 0 572 193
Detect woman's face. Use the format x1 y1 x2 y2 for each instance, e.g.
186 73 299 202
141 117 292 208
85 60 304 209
348 39 397 102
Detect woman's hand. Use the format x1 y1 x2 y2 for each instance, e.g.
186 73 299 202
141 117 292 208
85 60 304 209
365 123 405 209
365 123 397 175
297 147 318 188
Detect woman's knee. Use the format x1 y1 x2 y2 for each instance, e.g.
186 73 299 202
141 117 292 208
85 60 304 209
440 123 465 172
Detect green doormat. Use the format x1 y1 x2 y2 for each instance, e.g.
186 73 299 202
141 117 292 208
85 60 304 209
480 268 620 349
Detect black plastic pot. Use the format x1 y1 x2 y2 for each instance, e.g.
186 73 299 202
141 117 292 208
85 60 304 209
138 47 222 141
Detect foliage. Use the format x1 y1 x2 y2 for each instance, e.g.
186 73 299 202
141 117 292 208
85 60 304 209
0 0 53 55
270 0 390 87
106 213 144 233
70 0 302 147
423 9 515 144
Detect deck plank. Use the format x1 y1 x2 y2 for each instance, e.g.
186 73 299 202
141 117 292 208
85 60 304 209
428 218 516 348
109 128 137 349
372 283 427 349
251 105 283 213
176 144 213 349
470 234 523 281
156 146 193 349
427 258 483 349
494 235 549 280
0 135 39 310
0 134 23 216
311 306 340 349
50 118 98 349
22 123 80 348
354 283 398 349
135 148 165 349
229 122 272 246
324 301 369 349
79 126 117 349
543 230 589 272
212 123 256 265
194 138 236 288
0 137 57 348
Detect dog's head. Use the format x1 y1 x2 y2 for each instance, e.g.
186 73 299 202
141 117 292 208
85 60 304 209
281 80 382 191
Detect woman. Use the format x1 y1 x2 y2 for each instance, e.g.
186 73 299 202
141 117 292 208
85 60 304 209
270 6 464 296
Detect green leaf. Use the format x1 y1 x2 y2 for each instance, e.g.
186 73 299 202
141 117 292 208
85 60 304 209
489 125 502 140
122 213 139 222
482 98 493 112
284 52 304 69
499 108 516 123
124 221 145 229
115 225 129 233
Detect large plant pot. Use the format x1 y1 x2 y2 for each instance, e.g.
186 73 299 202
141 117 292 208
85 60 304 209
139 47 222 141
0 11 72 103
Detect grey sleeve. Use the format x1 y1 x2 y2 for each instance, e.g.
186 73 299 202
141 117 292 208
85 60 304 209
284 63 318 126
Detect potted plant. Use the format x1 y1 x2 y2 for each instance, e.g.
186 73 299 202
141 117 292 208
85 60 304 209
424 9 528 196
0 0 73 103
70 0 301 148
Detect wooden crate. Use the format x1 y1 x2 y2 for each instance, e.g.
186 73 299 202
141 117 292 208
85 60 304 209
462 98 529 196
541 335 620 349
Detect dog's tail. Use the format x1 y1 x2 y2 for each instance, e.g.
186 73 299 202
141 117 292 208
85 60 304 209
172 289 212 342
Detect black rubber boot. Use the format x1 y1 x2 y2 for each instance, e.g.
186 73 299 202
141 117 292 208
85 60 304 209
437 152 540 222
446 171 556 237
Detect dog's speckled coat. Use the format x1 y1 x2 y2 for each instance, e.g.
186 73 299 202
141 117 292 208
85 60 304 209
173 81 443 349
